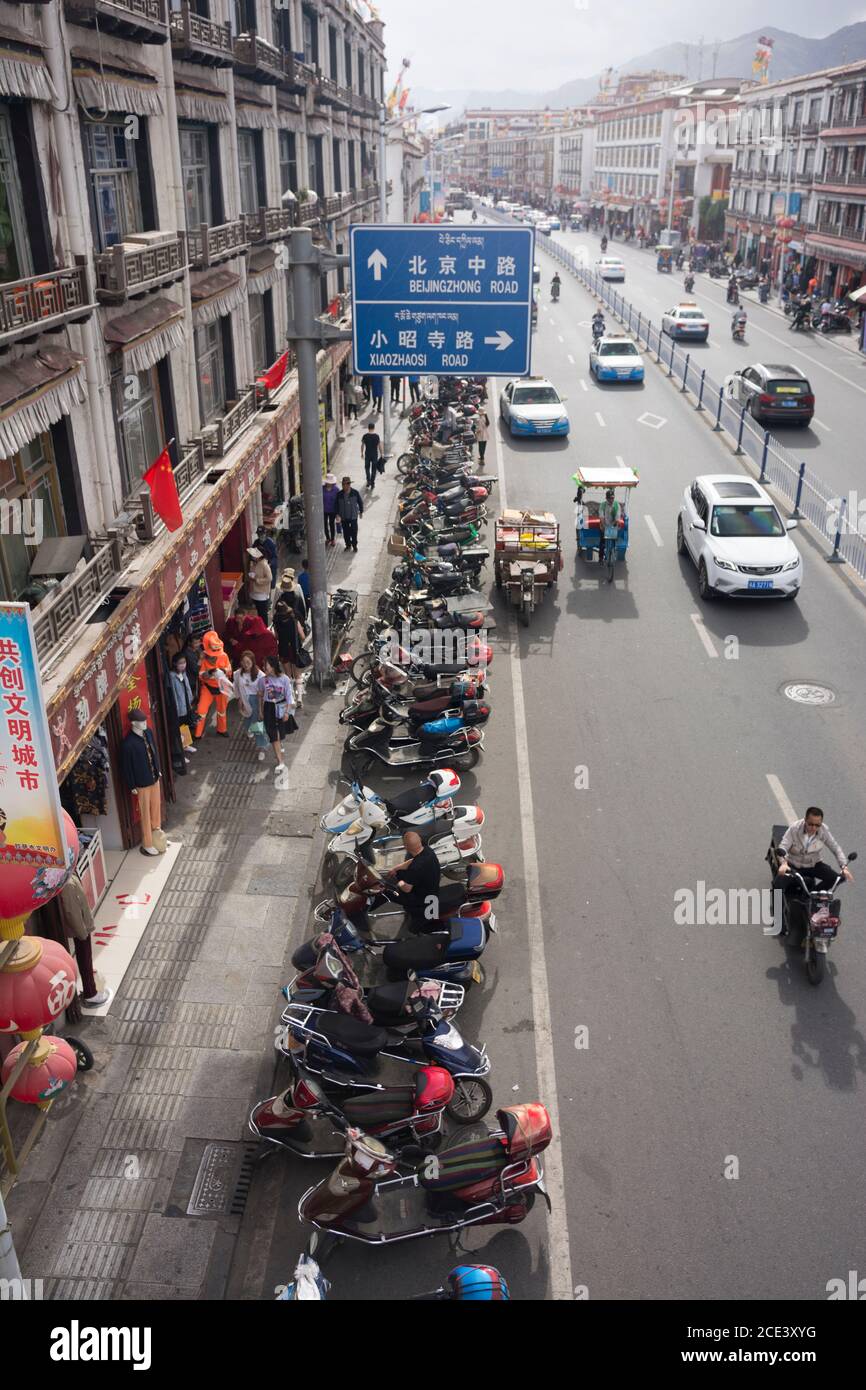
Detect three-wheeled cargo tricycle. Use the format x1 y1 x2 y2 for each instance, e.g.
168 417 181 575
494 509 562 626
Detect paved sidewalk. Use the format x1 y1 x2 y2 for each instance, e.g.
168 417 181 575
8 411 408 1300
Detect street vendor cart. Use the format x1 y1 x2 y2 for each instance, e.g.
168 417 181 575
494 509 562 626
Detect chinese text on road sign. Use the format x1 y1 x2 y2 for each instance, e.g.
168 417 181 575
351 225 534 377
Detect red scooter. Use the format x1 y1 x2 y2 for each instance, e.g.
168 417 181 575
298 1102 552 1246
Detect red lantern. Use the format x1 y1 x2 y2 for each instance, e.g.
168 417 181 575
0 810 79 938
2 1035 77 1108
0 934 78 1036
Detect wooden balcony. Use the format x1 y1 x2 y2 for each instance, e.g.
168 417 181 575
316 74 351 110
187 219 248 268
800 121 821 135
32 534 125 670
297 202 320 226
199 386 259 458
94 230 187 302
233 32 283 84
0 261 95 350
815 218 866 241
242 207 295 243
64 0 168 42
169 2 233 66
278 53 308 95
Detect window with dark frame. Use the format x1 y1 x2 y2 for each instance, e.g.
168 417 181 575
195 319 227 423
0 107 32 283
0 436 63 601
279 129 298 198
85 119 144 252
180 125 213 231
114 367 164 500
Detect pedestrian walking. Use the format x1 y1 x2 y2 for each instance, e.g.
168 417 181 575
370 376 383 415
408 374 421 403
361 420 382 489
807 274 818 299
322 471 340 545
247 545 273 624
390 374 402 406
255 525 278 590
474 408 490 466
360 375 372 406
298 557 311 605
193 630 233 740
169 653 198 758
336 475 364 553
233 651 269 762
345 377 362 421
261 655 298 775
238 610 278 670
274 569 310 708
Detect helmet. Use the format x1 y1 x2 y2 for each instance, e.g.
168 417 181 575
447 1265 510 1301
202 630 224 657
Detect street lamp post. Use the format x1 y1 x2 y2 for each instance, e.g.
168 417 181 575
378 104 449 460
777 140 795 304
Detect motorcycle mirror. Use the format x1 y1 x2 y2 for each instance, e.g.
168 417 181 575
848 852 858 862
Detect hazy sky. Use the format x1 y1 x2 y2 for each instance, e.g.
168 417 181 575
377 0 866 92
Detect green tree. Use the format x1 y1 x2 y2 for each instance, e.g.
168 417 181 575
699 196 727 241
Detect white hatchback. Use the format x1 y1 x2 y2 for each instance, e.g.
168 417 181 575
597 256 625 281
677 475 801 600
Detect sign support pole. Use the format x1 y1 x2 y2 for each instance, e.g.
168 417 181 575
379 103 392 460
287 228 351 689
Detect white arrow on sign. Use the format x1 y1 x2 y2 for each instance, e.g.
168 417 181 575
367 248 388 281
483 330 514 351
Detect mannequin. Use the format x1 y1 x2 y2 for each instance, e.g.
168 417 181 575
120 708 164 856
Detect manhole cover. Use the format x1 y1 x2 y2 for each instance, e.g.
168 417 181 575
783 683 837 706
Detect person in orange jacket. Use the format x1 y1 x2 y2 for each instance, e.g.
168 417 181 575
194 630 233 738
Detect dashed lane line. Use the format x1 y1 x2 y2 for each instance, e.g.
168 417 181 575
766 774 798 826
644 514 664 547
690 612 719 658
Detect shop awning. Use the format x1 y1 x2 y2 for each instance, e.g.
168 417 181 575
847 284 866 304
0 26 56 103
104 297 186 374
236 96 277 129
804 235 866 269
71 48 163 118
190 268 245 325
0 347 86 462
174 76 229 125
247 246 282 292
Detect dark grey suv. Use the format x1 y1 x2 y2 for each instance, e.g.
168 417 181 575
726 362 814 427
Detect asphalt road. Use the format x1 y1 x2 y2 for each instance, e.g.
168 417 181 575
549 222 866 506
239 213 866 1302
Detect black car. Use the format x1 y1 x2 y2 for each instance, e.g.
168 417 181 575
726 362 815 427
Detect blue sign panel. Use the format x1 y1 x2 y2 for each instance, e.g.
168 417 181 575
350 224 534 377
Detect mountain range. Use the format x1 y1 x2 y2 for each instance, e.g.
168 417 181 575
412 22 866 121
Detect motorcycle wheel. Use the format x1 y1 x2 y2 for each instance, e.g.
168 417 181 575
397 453 417 476
806 947 825 987
521 596 531 627
66 1036 94 1072
446 1077 493 1123
456 745 480 771
350 652 375 686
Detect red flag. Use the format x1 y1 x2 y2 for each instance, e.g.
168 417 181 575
142 448 183 532
258 351 289 393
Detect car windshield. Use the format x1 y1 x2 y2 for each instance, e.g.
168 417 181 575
513 386 560 404
710 504 785 538
678 311 705 320
599 343 638 357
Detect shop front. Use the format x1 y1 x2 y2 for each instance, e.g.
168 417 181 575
805 232 866 303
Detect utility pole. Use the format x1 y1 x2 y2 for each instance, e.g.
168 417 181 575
778 139 795 304
378 104 392 461
287 227 351 689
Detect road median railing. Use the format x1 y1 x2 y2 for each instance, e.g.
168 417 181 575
527 223 866 583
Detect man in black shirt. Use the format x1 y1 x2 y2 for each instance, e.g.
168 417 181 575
361 421 381 491
394 830 441 932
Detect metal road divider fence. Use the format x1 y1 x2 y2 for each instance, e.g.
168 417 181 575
487 208 866 582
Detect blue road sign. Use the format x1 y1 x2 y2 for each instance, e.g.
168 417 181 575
350 224 534 377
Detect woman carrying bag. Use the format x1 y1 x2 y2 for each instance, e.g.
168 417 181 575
262 655 297 775
273 570 310 709
233 651 269 762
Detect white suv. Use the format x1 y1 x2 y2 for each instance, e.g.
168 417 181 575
677 475 801 600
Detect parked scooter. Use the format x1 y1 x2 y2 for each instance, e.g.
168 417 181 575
345 718 484 774
322 768 467 836
276 1248 509 1300
280 996 494 1121
297 1103 552 1245
322 794 484 880
315 854 504 937
813 301 852 334
293 907 494 990
284 936 466 1024
252 1061 455 1159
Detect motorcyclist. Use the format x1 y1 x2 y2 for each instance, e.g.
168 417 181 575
471 208 478 222
726 274 739 305
551 273 561 302
791 295 812 329
684 272 695 293
773 807 853 943
591 309 606 340
600 234 608 254
597 489 620 565
731 306 747 338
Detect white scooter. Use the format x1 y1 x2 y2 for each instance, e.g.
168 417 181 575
321 769 478 837
323 798 484 890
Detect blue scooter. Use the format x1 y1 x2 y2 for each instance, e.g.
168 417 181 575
291 907 493 988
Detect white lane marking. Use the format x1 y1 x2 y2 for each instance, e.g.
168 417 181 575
766 774 798 826
644 514 664 547
491 382 574 1303
638 412 667 429
813 418 832 431
567 353 575 364
580 379 588 392
558 334 564 343
690 612 719 658
615 454 626 466
595 412 606 427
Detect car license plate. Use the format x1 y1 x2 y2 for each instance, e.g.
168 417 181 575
536 426 551 433
748 580 774 590
780 400 798 408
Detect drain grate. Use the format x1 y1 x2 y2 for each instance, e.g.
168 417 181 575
187 1141 260 1217
783 682 837 706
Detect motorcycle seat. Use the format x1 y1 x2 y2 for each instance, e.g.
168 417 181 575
419 1135 508 1191
313 1013 390 1056
341 1087 416 1126
386 784 434 815
367 981 413 1018
382 934 451 973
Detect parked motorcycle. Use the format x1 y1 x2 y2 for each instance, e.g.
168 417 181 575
276 1248 509 1300
284 935 467 1024
315 854 504 937
767 830 857 985
345 720 485 775
814 302 852 334
280 996 494 1121
322 768 466 835
297 1103 552 1244
322 794 484 879
293 907 493 990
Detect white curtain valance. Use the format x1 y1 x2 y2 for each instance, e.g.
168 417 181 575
0 51 56 104
192 281 246 326
0 370 86 462
176 92 229 125
74 72 163 119
122 316 187 374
